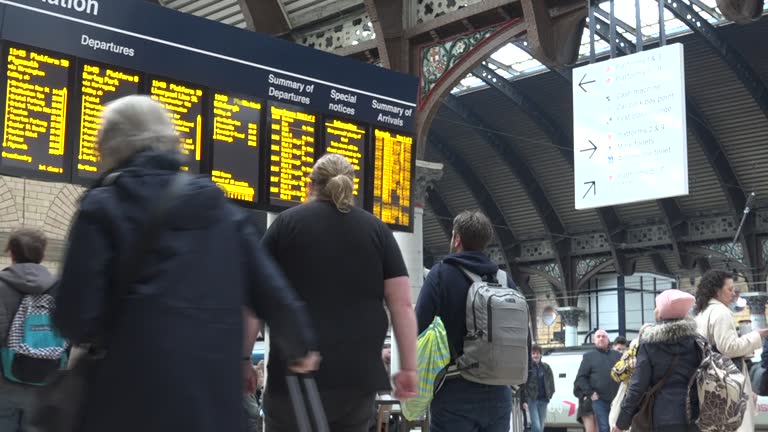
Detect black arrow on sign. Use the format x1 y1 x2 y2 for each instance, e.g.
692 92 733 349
583 181 596 199
579 74 596 92
580 140 597 159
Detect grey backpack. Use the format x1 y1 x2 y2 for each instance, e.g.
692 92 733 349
455 267 530 386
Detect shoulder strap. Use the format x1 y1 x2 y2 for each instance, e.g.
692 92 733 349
116 172 190 298
705 306 722 354
649 355 679 395
102 172 190 340
456 265 507 285
457 265 482 283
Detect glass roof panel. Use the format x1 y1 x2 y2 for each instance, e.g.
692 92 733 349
451 0 765 95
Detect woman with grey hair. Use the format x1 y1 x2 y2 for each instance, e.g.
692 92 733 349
54 95 318 432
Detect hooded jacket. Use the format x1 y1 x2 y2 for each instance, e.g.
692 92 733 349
0 263 55 388
54 151 316 432
0 263 56 346
416 251 509 358
616 318 702 432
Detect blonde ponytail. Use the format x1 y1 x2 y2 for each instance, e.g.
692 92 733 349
325 174 354 213
308 154 356 212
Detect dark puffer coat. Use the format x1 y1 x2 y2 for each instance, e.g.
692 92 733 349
55 151 315 432
616 318 702 432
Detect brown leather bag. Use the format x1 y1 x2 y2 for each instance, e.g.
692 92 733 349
630 355 679 432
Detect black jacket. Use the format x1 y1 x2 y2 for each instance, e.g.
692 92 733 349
616 319 702 431
526 361 555 402
416 252 513 357
54 152 316 432
574 348 621 402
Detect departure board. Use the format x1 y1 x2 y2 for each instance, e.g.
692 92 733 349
1 45 70 179
149 77 203 173
76 62 141 179
268 103 316 207
324 119 366 208
210 92 262 202
372 128 413 229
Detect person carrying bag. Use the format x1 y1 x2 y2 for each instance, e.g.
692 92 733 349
25 96 319 432
25 171 191 432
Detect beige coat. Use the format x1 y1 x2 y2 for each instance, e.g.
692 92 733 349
696 298 762 432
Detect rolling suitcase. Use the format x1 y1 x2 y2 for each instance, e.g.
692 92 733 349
286 375 330 432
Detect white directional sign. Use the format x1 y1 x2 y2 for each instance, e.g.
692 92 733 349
573 43 688 210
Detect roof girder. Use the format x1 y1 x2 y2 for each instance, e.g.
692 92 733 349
239 0 290 34
428 133 534 298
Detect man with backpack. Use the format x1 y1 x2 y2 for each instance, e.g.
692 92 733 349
0 228 59 432
416 210 531 432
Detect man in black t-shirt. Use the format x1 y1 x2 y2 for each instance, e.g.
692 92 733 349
260 154 417 432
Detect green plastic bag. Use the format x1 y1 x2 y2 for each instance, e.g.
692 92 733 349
400 316 451 421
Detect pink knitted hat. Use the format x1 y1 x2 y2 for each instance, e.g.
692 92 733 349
656 289 695 320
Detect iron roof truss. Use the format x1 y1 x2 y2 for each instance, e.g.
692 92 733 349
593 10 761 281
441 93 569 292
427 133 534 298
663 0 768 120
239 0 290 34
425 185 455 241
592 17 690 269
470 61 631 277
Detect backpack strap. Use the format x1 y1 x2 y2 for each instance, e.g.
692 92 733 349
99 172 190 346
705 305 745 371
457 266 482 284
456 264 506 286
651 355 679 394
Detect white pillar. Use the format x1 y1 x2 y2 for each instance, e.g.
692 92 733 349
393 208 424 303
557 307 584 348
392 160 444 303
390 160 443 379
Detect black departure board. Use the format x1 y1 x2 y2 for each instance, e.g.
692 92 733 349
75 62 140 179
324 119 366 208
268 103 316 208
372 128 413 229
149 77 203 173
1 45 70 179
210 92 261 202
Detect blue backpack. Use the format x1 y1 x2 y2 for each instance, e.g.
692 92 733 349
1 293 68 385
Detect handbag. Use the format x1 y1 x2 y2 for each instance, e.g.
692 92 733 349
25 172 191 432
630 355 679 432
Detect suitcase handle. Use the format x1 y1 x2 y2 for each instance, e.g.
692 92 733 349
286 375 330 432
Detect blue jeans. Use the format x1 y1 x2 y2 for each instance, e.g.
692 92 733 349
430 377 512 432
0 381 33 432
592 399 610 432
528 400 548 432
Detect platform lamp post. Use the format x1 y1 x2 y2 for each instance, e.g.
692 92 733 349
557 307 585 348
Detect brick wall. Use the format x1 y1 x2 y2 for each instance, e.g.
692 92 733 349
0 175 85 274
